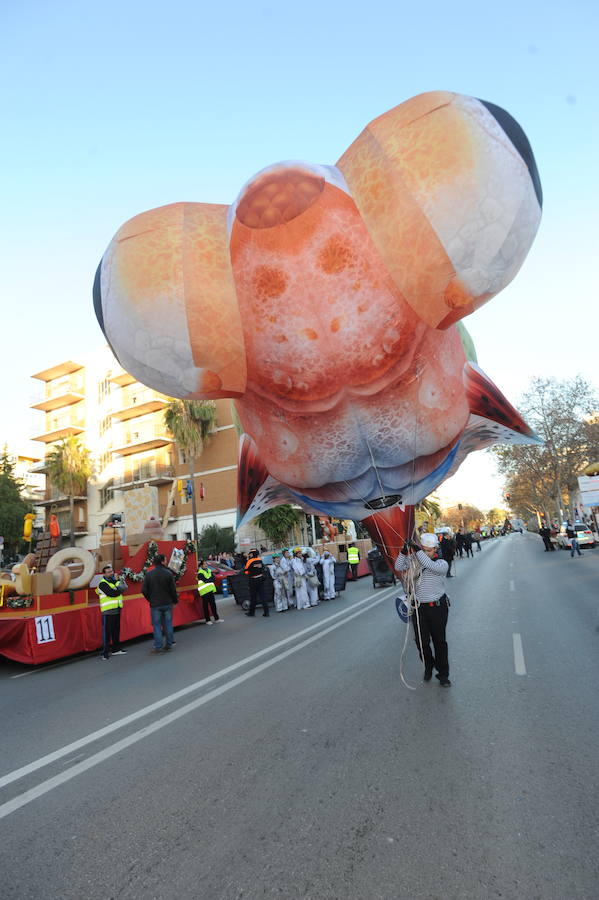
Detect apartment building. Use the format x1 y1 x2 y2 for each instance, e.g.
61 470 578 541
30 346 238 550
3 446 46 529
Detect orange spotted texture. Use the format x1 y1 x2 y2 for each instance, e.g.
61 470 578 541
337 91 479 330
237 172 324 228
229 174 426 410
234 324 468 492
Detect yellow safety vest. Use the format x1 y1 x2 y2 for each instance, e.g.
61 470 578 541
347 546 360 564
197 568 217 596
96 579 124 613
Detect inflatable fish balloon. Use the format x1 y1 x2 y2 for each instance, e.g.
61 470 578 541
93 91 542 558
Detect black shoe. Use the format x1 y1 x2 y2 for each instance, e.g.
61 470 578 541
262 613 270 617
438 676 451 687
245 612 254 617
423 667 433 681
446 574 454 578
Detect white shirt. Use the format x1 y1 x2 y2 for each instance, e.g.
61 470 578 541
395 550 448 604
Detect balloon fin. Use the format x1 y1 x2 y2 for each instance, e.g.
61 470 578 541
464 362 540 442
237 434 270 524
362 505 415 571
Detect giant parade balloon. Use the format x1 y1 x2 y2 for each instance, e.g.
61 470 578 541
93 91 542 555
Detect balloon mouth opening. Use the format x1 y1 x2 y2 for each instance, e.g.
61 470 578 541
364 494 403 510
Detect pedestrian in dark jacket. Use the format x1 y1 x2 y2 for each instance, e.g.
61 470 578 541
455 529 464 558
141 554 178 653
439 534 455 577
463 532 473 558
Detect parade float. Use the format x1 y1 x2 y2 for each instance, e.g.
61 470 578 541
93 90 543 571
0 516 202 664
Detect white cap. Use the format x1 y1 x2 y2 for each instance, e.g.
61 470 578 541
420 533 439 548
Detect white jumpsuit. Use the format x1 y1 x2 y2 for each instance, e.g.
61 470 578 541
270 561 289 612
279 554 295 607
291 556 310 610
319 553 336 599
304 557 320 607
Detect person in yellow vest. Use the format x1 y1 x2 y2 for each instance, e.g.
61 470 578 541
347 543 361 581
96 564 128 660
197 560 221 625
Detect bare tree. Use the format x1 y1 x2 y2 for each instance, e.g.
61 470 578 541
493 377 598 522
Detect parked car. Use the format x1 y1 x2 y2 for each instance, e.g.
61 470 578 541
556 523 596 550
205 561 241 591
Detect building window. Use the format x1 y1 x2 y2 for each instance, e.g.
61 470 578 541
98 377 111 403
99 416 112 437
98 451 111 473
100 480 114 507
169 533 177 541
184 531 192 540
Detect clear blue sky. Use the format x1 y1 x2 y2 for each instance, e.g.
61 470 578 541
2 0 598 507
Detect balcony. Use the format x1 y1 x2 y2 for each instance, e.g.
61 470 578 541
109 367 136 387
32 361 84 382
29 458 50 475
31 376 85 412
115 463 176 490
111 388 168 422
112 426 172 456
38 490 87 507
32 413 85 443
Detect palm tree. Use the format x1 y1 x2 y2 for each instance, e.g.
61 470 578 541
163 400 218 548
45 437 92 546
416 497 441 522
254 505 302 548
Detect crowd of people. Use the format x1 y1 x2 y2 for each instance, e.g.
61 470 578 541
431 528 482 577
242 547 339 617
96 529 481 661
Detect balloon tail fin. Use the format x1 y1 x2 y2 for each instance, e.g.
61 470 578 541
362 505 415 572
237 434 270 525
464 362 539 441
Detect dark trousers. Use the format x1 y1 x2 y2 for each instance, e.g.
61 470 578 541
412 601 449 677
350 563 359 580
444 557 453 575
542 536 552 551
202 591 219 621
249 577 269 615
102 611 121 656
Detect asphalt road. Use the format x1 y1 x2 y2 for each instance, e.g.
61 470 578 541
1 533 599 900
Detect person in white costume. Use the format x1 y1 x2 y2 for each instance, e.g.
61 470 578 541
318 550 337 600
303 553 320 607
269 553 289 612
291 549 311 610
279 549 295 608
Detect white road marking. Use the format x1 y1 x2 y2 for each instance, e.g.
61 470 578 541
0 591 392 819
509 580 515 591
1 591 391 791
513 633 527 676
